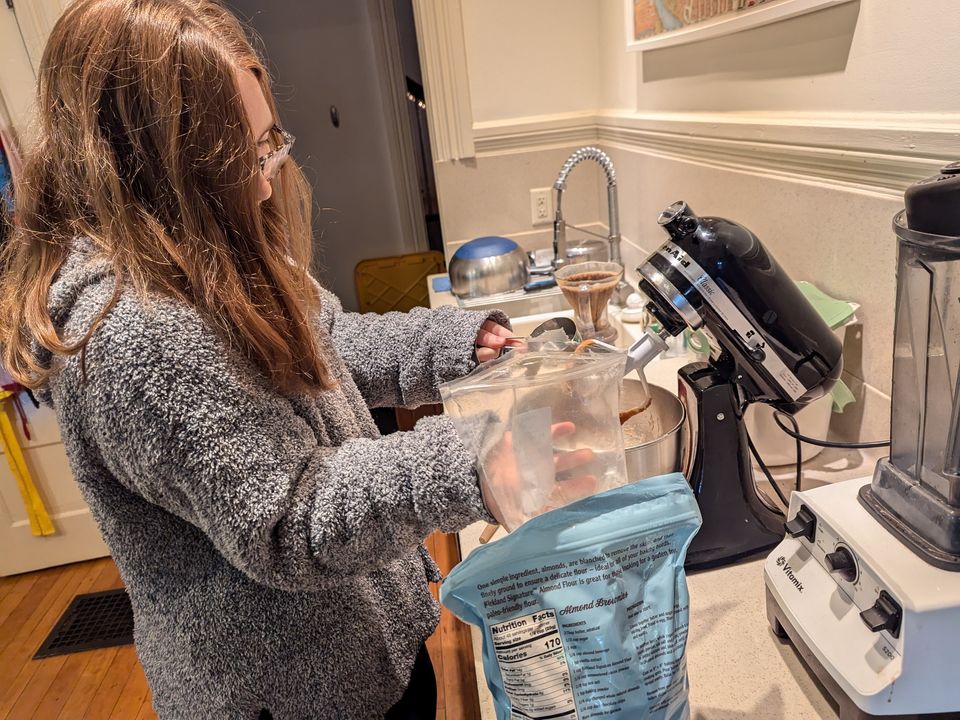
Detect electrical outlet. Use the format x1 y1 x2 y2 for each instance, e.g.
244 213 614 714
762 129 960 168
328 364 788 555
529 188 553 226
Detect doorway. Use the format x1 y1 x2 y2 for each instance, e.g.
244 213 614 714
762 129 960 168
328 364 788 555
225 0 442 310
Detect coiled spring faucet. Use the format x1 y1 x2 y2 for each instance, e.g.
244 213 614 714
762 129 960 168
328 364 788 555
553 146 630 307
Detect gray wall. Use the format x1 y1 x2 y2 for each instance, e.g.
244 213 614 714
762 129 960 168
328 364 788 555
228 0 416 310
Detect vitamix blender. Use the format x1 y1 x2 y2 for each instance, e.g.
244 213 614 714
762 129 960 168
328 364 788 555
764 163 960 719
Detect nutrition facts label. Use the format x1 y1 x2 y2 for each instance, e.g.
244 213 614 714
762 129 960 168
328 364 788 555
490 609 578 720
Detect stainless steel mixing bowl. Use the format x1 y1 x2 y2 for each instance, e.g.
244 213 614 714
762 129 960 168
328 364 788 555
448 236 530 298
621 379 686 482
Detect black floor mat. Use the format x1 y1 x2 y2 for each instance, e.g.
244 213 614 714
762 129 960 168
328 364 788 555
34 588 134 659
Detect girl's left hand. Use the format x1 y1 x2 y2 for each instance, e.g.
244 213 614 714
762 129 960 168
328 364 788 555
475 320 512 363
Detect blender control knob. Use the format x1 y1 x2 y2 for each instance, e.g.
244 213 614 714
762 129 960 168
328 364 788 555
784 505 817 543
824 546 857 582
859 591 902 638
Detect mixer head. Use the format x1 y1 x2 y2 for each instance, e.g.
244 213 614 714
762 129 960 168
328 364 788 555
636 201 842 415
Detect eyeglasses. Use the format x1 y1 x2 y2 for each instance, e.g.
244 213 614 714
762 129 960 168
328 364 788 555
258 125 295 181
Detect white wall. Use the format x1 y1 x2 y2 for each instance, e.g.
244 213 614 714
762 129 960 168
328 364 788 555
460 0 600 123
598 0 959 442
0 6 39 137
600 0 637 111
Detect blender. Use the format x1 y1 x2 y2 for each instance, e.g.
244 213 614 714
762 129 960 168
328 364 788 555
764 162 960 718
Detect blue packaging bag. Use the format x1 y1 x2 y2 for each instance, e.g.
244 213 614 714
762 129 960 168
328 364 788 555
441 474 701 720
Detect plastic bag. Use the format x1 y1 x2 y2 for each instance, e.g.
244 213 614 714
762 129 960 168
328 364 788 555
441 474 701 720
440 350 628 531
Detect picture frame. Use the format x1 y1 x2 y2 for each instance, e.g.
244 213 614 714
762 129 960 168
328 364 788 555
626 0 857 52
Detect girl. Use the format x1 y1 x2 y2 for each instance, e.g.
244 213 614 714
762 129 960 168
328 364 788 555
0 1 512 717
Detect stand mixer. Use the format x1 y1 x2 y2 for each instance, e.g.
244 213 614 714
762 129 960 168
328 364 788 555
624 201 843 570
764 163 960 718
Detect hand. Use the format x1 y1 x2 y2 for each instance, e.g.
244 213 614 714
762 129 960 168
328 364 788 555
475 320 512 363
481 422 597 530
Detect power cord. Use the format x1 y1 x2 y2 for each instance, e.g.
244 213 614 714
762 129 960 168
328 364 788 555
770 408 891 499
737 394 891 512
771 411 891 450
774 411 804 493
736 390 789 513
746 431 789 512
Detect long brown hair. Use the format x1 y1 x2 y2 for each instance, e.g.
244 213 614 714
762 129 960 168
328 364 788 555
0 0 333 393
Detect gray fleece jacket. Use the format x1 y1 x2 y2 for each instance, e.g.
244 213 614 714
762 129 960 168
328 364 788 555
40 240 503 719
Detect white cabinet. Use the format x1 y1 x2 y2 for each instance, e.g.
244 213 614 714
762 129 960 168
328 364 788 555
1 394 109 576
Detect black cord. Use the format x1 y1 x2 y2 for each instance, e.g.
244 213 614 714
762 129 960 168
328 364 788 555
774 411 804 492
746 430 789 511
736 385 787 511
772 411 890 450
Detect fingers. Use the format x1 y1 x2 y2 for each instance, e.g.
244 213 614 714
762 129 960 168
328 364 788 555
476 328 508 350
475 347 499 363
554 447 595 474
550 422 576 438
482 320 513 337
476 321 512 352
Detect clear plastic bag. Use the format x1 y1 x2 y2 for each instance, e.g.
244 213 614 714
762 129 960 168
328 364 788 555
440 350 628 531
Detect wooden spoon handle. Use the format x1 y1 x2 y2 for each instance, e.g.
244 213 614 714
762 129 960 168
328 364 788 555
479 523 500 544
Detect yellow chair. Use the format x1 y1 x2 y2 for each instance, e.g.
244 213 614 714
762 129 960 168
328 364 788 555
355 251 446 314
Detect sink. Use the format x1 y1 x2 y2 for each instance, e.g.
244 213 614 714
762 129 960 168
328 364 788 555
455 285 570 319
508 309 576 338
509 308 641 353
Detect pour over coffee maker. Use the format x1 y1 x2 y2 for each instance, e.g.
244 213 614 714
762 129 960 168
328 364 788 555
555 261 623 342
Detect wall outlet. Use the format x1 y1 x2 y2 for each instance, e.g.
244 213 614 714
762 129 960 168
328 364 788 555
529 187 553 226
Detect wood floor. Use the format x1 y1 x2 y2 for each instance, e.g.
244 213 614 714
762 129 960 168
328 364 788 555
0 540 479 720
0 558 154 720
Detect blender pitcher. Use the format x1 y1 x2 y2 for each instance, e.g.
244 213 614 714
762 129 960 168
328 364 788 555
861 162 960 569
440 351 629 531
555 262 623 342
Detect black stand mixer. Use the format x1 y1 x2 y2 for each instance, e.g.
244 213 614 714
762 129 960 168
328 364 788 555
625 201 843 570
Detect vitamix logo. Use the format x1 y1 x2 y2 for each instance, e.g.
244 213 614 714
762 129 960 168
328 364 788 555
776 556 804 593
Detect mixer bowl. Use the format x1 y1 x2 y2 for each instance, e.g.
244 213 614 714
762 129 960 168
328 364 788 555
621 379 685 482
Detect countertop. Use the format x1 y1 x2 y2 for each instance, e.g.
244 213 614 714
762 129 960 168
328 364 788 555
429 278 881 719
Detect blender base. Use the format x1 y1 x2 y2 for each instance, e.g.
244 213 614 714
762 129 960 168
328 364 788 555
859 459 960 571
764 477 960 718
765 588 957 720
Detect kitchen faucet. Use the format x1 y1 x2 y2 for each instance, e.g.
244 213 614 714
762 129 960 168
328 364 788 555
552 146 630 307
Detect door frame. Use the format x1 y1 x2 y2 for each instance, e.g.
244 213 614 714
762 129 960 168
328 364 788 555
368 0 429 253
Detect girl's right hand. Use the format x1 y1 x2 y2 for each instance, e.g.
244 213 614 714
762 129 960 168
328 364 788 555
480 422 597 530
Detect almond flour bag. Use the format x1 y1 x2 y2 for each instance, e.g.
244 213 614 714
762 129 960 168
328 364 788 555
441 474 701 720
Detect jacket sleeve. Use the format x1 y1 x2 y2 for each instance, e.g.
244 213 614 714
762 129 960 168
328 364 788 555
70 298 493 591
323 289 510 408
